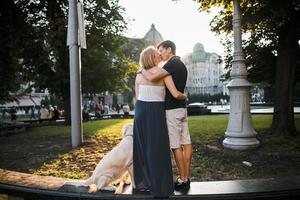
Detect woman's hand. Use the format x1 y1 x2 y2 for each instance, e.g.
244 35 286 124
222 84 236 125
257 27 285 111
137 67 144 74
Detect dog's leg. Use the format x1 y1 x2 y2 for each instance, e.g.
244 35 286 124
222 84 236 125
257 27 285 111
114 173 129 194
114 179 125 194
100 175 117 192
128 164 135 188
88 176 109 193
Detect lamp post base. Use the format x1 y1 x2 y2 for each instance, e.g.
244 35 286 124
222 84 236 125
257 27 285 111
223 137 260 150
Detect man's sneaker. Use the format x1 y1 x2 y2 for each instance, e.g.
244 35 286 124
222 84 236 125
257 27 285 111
185 178 191 186
174 177 190 190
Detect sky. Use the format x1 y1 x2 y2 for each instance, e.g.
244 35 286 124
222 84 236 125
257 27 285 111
119 0 224 57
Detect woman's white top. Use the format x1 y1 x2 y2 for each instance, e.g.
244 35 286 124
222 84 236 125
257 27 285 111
137 85 165 102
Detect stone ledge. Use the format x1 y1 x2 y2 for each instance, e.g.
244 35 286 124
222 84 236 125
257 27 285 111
1 169 300 199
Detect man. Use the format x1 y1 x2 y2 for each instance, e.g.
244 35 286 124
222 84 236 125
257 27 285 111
138 40 192 189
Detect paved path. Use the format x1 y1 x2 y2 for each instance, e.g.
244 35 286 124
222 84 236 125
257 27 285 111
208 105 300 114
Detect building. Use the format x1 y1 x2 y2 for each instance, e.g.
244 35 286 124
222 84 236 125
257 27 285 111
182 43 226 95
143 24 163 46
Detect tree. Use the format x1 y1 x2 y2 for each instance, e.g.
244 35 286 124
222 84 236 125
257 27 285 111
0 0 47 103
121 38 149 94
194 0 300 135
2 0 128 124
81 0 129 94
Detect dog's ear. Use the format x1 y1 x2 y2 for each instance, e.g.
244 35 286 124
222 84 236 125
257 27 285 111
121 124 129 138
122 124 133 138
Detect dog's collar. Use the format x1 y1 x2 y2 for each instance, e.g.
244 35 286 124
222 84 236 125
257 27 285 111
123 134 133 138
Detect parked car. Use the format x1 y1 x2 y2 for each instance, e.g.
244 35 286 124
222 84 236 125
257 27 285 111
187 102 211 115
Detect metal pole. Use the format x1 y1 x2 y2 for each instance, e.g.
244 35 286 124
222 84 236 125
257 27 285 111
222 0 259 150
68 0 83 148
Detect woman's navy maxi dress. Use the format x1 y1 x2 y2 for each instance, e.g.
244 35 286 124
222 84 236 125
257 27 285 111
133 85 174 198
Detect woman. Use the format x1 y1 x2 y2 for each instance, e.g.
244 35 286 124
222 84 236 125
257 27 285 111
133 46 186 198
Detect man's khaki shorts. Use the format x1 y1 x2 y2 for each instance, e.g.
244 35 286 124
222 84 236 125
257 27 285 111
166 108 191 149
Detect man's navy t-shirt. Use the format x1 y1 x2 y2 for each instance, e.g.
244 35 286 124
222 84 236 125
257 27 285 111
163 56 187 110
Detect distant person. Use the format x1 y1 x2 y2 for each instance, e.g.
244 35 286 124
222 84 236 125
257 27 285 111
30 106 36 120
82 104 89 120
97 101 104 115
1 109 6 119
25 107 29 115
49 106 54 119
52 106 60 120
122 103 130 116
10 107 17 121
116 103 121 114
104 104 109 114
39 105 49 121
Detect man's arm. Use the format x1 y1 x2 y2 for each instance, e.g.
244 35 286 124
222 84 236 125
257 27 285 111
164 75 186 100
138 67 169 82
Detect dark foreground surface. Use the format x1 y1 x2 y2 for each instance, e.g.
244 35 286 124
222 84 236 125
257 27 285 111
1 169 300 200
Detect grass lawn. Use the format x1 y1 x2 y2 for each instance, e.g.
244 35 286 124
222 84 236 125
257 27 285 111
0 115 299 181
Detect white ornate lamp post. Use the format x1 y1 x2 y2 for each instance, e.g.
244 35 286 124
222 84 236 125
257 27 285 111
67 0 86 148
222 0 260 150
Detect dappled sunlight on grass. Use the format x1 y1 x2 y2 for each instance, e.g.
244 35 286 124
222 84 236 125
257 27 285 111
83 119 130 136
31 147 90 179
84 119 133 142
2 115 300 181
25 119 134 140
30 119 133 179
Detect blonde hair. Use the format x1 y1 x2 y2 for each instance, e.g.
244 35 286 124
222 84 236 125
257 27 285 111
139 46 157 69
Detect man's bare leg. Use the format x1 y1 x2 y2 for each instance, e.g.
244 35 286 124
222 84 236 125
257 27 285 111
182 144 192 180
172 147 185 180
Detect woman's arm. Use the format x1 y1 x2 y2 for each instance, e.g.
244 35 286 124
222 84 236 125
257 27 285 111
164 75 186 100
139 67 169 82
135 75 139 98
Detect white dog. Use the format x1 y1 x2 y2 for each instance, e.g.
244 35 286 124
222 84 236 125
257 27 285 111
65 124 134 194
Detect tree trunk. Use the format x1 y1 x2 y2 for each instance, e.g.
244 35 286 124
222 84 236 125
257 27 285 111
63 95 71 125
271 23 298 135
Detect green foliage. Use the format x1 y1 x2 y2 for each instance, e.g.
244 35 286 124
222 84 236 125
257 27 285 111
193 0 300 135
81 0 129 93
119 38 150 97
0 0 129 103
0 0 48 102
193 0 300 84
1 0 131 124
40 95 63 109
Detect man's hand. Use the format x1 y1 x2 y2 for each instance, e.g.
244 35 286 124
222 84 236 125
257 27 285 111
137 67 144 74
